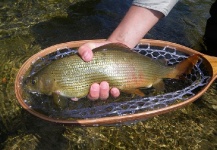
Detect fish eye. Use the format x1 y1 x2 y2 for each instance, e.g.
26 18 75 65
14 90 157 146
32 79 36 85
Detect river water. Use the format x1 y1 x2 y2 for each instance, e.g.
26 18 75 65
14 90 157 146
0 0 217 149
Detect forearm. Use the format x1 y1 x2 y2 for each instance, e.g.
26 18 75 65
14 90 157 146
79 1 178 100
107 5 164 48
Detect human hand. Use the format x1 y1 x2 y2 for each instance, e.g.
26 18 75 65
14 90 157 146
78 41 120 100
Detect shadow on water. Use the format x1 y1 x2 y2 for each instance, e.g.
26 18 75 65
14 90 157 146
31 0 132 48
31 0 192 48
147 2 192 46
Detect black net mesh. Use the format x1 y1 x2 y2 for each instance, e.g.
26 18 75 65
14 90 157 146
22 43 211 120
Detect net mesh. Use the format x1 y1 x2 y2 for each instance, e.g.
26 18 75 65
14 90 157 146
23 43 211 119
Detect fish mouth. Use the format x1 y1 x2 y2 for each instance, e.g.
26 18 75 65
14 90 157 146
22 77 36 93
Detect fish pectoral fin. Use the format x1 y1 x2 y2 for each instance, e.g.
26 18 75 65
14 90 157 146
122 89 145 97
153 79 165 92
157 58 168 65
70 97 79 101
52 91 69 110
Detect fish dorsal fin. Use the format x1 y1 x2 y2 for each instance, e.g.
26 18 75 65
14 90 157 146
93 43 132 52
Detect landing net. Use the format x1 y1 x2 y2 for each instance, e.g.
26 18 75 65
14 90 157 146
23 43 211 120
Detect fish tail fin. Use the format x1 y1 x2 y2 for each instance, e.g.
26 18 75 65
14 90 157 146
168 54 200 79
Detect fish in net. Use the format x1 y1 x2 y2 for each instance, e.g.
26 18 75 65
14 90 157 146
21 43 211 120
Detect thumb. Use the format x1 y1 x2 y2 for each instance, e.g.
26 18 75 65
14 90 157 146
78 41 111 62
78 43 95 62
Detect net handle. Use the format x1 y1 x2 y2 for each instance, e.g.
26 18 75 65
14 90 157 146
15 39 217 126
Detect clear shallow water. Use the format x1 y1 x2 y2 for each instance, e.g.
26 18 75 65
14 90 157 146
0 0 217 149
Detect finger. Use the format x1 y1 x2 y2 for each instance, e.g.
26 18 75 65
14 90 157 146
110 87 120 98
78 41 111 62
88 83 100 100
99 81 109 100
78 43 95 62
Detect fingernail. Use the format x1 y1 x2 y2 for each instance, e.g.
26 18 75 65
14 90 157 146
111 88 120 98
91 85 98 91
83 51 90 61
111 88 117 94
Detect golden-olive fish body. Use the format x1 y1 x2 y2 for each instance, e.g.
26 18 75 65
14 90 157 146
25 43 199 100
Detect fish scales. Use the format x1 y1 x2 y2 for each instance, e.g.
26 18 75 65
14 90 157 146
25 43 199 99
